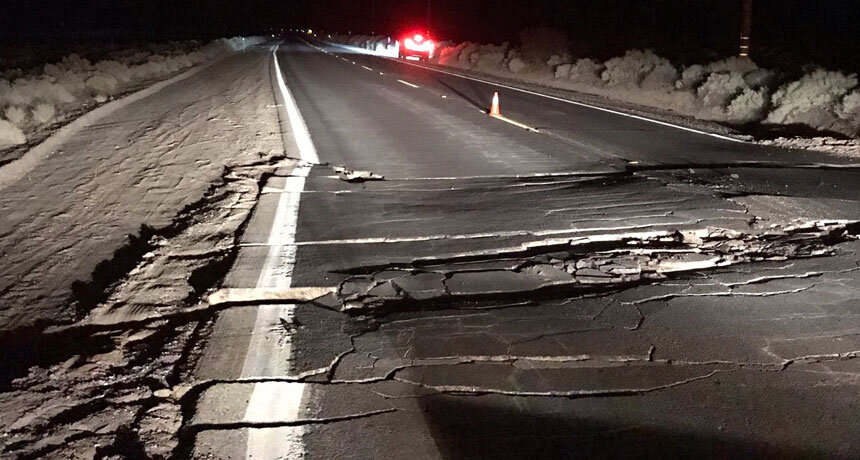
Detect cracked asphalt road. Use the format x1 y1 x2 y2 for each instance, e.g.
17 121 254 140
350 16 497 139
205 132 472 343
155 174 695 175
190 38 860 458
8 37 858 460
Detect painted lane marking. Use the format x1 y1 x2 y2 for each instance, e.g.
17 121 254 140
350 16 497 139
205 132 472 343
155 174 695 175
361 65 373 71
397 79 419 88
491 114 539 132
241 44 320 460
275 50 319 164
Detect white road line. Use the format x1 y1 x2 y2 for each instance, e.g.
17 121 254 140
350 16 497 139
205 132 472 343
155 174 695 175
491 114 539 132
241 44 319 460
325 41 744 143
397 79 419 88
274 51 319 165
362 65 373 71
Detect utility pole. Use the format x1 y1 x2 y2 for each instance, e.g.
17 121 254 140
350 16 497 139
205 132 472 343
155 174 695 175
739 0 753 56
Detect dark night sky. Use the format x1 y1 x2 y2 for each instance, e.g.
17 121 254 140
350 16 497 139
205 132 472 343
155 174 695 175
1 1 858 72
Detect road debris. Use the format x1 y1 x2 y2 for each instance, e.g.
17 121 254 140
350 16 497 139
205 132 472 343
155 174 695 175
334 166 385 182
209 286 338 306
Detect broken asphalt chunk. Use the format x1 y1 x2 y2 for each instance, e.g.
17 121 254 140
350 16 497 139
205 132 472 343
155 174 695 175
208 286 338 307
334 166 385 182
332 221 860 315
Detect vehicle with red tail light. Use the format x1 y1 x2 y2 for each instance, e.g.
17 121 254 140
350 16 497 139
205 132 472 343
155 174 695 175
397 31 435 61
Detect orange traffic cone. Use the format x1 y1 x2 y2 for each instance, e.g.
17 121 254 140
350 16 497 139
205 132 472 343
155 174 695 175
490 91 500 116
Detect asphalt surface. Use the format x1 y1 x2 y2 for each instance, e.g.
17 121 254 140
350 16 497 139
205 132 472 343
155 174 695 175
190 37 860 459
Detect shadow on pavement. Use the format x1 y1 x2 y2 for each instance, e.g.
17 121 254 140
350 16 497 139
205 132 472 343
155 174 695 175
419 395 826 460
435 77 491 113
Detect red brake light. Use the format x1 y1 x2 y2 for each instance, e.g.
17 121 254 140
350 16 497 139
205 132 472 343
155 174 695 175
401 32 435 57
